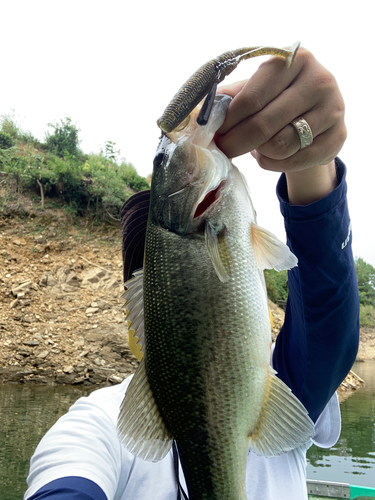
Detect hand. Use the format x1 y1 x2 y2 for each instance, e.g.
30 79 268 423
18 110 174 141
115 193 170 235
215 47 346 204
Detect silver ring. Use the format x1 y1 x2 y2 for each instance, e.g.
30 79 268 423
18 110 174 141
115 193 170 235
290 117 313 150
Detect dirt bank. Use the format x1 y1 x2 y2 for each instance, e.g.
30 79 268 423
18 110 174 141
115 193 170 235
0 211 370 398
0 211 138 387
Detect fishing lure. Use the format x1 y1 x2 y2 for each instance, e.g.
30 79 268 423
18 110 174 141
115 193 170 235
157 42 300 134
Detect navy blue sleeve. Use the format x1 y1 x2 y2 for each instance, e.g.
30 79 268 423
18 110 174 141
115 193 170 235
273 158 360 422
27 477 107 500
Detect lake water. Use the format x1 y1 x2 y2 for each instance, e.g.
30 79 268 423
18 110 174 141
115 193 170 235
1 361 375 499
307 360 375 488
0 384 96 500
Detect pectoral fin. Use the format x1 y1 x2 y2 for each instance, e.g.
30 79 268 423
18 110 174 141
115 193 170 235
248 367 314 457
251 223 298 271
205 221 232 282
117 359 173 461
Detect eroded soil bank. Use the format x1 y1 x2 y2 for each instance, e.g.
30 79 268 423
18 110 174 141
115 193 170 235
0 213 371 399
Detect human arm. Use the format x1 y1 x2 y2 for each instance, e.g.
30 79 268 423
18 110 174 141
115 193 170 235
216 47 359 422
24 385 131 500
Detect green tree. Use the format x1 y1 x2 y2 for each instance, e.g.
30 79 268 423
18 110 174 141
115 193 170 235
44 118 81 158
355 257 375 306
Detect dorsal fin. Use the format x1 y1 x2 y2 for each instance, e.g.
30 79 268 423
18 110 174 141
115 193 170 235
120 190 150 282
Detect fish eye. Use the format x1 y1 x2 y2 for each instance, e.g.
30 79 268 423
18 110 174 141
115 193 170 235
153 152 165 169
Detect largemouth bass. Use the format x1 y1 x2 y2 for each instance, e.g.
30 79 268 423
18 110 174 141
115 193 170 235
118 95 314 500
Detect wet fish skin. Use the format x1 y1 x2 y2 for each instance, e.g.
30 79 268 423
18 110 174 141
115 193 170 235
144 170 267 500
118 95 314 500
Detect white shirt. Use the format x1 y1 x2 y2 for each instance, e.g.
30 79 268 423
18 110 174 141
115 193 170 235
25 373 341 500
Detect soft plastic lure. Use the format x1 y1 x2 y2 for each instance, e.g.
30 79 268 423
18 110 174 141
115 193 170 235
157 42 300 133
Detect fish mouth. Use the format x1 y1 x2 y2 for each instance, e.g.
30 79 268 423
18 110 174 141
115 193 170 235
193 181 225 219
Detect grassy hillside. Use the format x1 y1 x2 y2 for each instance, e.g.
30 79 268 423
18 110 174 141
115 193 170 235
1 114 374 328
0 115 150 222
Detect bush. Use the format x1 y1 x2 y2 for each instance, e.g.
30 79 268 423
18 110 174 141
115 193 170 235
0 116 19 138
119 162 150 191
0 115 150 220
44 118 81 159
264 269 288 308
359 304 375 327
0 131 13 149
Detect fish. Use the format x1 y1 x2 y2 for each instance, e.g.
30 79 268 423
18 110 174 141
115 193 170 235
117 94 314 500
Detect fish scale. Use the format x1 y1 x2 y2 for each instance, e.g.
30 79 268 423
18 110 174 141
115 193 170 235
144 181 268 500
118 95 314 500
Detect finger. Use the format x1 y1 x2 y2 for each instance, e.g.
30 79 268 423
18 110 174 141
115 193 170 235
217 51 304 135
256 76 345 161
216 80 248 98
216 77 318 159
252 121 347 173
217 60 344 160
256 106 339 161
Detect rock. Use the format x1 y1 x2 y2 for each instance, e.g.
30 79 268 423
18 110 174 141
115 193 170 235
12 280 33 296
55 267 70 282
72 376 86 384
23 340 40 346
34 235 46 244
108 374 125 384
85 307 99 315
10 298 19 309
39 274 58 287
65 274 80 288
55 373 76 384
103 278 120 290
63 365 74 374
74 363 86 373
82 268 108 285
12 238 24 246
60 283 78 293
18 349 32 357
85 331 106 342
37 350 49 359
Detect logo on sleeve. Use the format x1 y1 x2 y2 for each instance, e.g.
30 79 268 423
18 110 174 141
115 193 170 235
341 221 352 250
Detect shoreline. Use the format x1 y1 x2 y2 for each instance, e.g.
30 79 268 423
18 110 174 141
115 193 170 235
0 217 371 397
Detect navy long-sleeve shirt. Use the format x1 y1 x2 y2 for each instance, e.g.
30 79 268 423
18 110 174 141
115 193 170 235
273 158 359 422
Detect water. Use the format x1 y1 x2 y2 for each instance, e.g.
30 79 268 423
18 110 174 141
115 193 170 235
0 384 96 500
307 360 375 488
1 362 374 499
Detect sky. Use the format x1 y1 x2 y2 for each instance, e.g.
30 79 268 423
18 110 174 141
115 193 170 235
1 0 374 266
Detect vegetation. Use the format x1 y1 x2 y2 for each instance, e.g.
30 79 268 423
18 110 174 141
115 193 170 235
355 257 375 328
264 269 288 308
1 114 374 328
0 114 149 221
264 258 375 328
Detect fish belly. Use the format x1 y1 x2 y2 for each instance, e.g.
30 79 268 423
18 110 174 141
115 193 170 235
144 221 270 500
